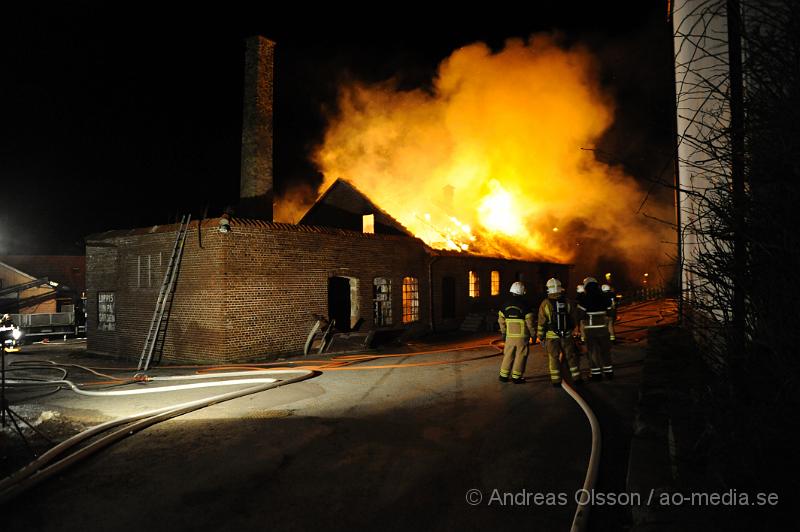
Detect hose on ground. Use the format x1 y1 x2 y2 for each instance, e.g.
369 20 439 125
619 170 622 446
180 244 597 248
561 380 602 532
0 369 317 504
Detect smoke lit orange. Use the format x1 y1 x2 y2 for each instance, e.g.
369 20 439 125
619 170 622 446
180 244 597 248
310 36 667 270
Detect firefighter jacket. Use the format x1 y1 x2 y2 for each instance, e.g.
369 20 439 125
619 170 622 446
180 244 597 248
537 295 577 340
577 290 613 338
498 295 535 340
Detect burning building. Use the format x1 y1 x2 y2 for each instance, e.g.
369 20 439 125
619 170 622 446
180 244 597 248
85 36 570 364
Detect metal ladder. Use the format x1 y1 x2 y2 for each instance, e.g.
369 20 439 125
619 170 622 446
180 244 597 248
137 214 191 371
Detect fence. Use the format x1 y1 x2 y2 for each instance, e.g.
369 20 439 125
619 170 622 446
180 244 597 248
618 285 666 306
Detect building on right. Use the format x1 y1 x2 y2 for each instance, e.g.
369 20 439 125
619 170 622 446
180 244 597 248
672 0 797 368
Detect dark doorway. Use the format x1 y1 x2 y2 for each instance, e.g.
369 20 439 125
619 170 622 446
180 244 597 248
441 276 456 319
328 276 351 332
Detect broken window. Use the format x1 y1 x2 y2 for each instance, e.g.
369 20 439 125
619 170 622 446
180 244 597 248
373 277 392 326
362 214 375 234
98 292 116 331
402 277 419 323
469 271 480 298
491 270 500 296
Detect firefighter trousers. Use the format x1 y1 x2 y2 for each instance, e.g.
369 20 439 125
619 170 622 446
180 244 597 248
500 337 529 380
586 335 613 377
545 337 580 384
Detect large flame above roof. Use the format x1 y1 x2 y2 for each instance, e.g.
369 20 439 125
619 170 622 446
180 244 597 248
312 36 666 267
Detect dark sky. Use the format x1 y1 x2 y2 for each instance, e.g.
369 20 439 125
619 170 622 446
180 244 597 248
0 2 675 255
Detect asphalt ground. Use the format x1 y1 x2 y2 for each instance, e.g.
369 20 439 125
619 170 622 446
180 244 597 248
1 304 668 532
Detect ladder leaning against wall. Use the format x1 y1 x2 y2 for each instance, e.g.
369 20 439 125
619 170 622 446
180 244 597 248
137 214 191 371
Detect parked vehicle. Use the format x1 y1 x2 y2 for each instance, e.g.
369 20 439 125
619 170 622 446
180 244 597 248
1 322 23 352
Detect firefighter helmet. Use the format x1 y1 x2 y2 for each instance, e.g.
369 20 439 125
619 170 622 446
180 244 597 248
583 276 598 287
601 284 612 292
546 278 563 295
510 281 526 295
576 284 585 294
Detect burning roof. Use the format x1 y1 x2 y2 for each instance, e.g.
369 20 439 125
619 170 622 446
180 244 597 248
307 35 671 273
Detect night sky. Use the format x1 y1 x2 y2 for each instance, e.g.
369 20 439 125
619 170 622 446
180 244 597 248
0 2 676 255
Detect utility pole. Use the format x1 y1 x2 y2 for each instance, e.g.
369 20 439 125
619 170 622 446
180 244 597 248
727 0 747 352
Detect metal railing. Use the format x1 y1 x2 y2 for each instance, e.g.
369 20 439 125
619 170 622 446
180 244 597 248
618 286 666 306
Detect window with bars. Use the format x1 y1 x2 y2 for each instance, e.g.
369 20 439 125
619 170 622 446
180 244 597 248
469 271 480 298
491 270 500 296
373 277 392 326
402 277 419 323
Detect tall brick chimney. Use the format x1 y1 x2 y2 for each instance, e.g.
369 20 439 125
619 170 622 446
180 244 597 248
239 36 275 220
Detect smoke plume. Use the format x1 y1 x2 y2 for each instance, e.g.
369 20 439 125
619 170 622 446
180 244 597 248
311 35 672 288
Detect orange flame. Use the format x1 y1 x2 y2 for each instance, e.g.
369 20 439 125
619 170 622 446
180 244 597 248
312 36 668 268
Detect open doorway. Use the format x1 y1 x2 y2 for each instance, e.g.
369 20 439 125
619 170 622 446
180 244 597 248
441 276 456 319
328 276 360 332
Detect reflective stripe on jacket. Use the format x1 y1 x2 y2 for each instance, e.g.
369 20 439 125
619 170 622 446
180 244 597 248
498 296 535 340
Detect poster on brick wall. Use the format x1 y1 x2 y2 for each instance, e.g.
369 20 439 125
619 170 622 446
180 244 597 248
98 292 116 331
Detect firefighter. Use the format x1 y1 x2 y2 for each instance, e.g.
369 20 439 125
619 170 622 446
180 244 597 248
578 278 614 380
498 281 535 383
536 278 581 386
601 283 617 341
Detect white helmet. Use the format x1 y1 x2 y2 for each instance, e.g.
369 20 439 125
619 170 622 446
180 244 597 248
546 278 563 295
583 276 597 285
510 281 526 295
576 284 585 294
601 284 611 292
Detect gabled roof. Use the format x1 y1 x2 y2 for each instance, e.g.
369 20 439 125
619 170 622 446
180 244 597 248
85 217 423 244
298 178 412 237
0 260 37 281
0 256 85 293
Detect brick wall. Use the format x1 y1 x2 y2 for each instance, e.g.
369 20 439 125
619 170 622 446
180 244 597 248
86 221 429 363
86 243 120 356
86 220 569 364
430 255 570 331
86 223 226 363
222 223 430 360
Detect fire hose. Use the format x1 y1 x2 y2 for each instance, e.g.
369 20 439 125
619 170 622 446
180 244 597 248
561 379 602 532
0 344 502 504
3 339 604 531
0 369 317 503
